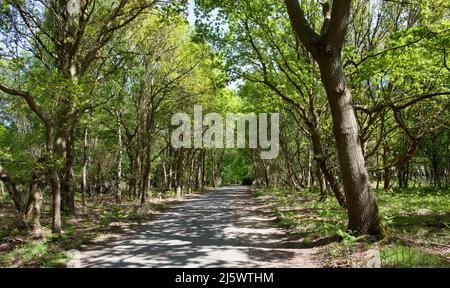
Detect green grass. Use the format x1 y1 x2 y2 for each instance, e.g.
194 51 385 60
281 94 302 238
0 241 69 267
253 185 450 267
377 187 450 247
380 244 450 268
255 187 348 244
99 207 131 226
251 190 264 198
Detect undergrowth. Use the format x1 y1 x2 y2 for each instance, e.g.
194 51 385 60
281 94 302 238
253 185 450 267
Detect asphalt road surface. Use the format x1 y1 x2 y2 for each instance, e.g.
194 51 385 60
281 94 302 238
81 186 317 268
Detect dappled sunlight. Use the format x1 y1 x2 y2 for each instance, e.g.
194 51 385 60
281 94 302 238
81 187 317 268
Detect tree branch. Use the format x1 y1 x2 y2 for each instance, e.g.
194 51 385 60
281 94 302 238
0 83 52 127
327 0 351 49
355 91 450 114
284 0 319 52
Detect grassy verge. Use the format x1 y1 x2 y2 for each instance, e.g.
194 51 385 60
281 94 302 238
0 190 198 267
252 186 450 268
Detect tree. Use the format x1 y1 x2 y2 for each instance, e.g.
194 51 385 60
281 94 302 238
284 0 383 236
0 0 161 232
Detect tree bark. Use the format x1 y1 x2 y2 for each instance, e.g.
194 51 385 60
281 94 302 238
49 167 61 233
309 111 346 208
317 162 327 199
52 125 68 233
175 149 185 197
24 170 43 229
306 148 312 188
201 150 206 191
81 126 89 212
115 117 123 204
140 135 153 205
44 124 62 234
285 0 383 236
383 136 391 190
188 150 196 194
0 164 23 213
317 53 382 235
63 129 76 214
128 150 138 198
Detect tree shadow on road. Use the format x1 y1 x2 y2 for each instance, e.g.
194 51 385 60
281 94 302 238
81 187 313 268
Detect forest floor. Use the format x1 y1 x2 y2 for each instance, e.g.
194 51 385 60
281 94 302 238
252 186 450 268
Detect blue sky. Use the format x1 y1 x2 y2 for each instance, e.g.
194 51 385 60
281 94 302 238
187 0 196 26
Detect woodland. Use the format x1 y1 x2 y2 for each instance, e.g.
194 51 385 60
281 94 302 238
0 0 449 268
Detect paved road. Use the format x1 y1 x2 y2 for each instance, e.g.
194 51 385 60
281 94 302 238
80 186 317 268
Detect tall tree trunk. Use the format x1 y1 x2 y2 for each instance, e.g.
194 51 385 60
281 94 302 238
188 150 196 194
307 84 345 206
128 150 138 198
49 167 61 233
405 162 410 188
195 153 202 190
317 162 327 200
280 134 303 190
46 124 62 234
201 150 206 191
175 149 185 197
211 154 217 188
264 163 270 186
383 138 391 190
53 119 73 229
63 129 76 214
285 0 383 236
309 123 346 208
162 162 168 191
306 148 312 188
169 163 173 190
81 126 89 212
115 117 123 204
140 139 152 205
24 170 43 229
317 53 382 235
139 90 155 204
